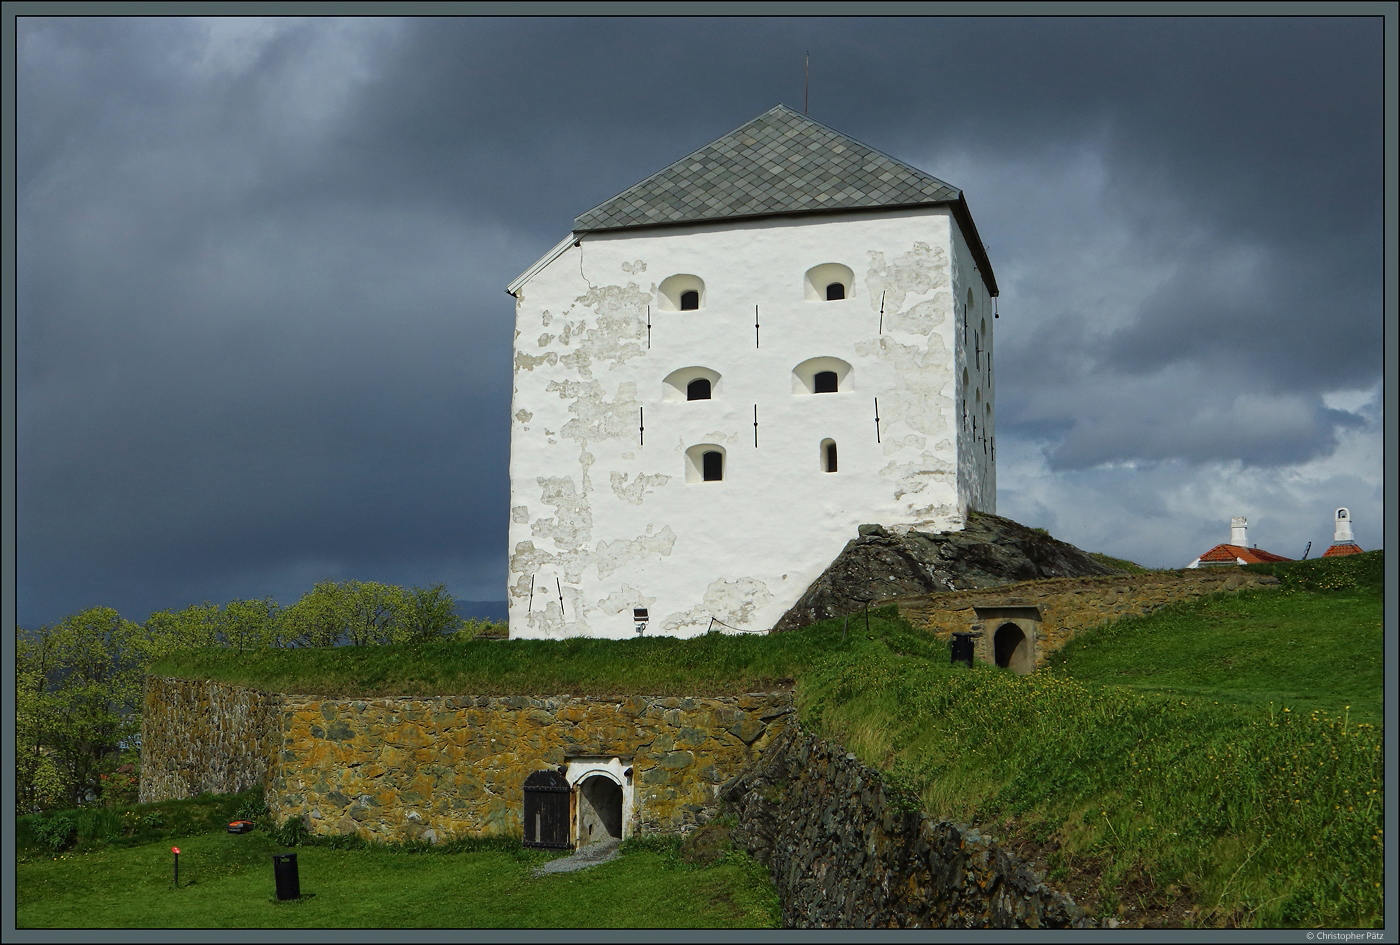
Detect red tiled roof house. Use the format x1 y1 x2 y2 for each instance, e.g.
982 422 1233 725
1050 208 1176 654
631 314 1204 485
1188 516 1292 568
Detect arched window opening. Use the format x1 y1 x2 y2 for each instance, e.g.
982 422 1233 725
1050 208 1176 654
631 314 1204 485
821 439 838 473
658 274 705 312
965 288 974 344
804 263 854 302
685 444 726 483
663 366 721 402
792 356 853 394
703 451 723 481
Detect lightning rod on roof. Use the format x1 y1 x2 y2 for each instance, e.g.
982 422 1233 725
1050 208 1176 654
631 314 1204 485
804 53 809 115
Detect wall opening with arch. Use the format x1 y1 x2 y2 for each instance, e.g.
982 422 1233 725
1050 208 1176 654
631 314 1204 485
971 606 1040 675
684 443 726 483
821 438 838 473
564 756 635 846
792 356 853 394
804 262 854 302
662 366 722 402
658 274 705 312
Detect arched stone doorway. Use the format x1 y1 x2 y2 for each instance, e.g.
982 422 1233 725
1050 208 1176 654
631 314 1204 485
994 623 1032 674
564 756 634 846
971 605 1042 675
577 774 623 846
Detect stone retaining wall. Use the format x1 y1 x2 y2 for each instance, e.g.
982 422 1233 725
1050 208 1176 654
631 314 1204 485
723 729 1090 929
140 677 793 843
894 569 1281 668
140 676 282 804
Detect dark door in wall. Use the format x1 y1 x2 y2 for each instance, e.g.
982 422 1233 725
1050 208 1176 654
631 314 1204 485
523 769 572 849
577 774 623 846
994 623 1027 670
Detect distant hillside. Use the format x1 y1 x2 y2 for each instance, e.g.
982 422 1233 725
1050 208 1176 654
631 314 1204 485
454 599 508 621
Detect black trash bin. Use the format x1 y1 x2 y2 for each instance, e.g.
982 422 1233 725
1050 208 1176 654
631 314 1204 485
272 852 300 900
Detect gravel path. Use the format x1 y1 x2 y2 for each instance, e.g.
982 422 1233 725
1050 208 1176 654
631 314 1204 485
531 838 623 876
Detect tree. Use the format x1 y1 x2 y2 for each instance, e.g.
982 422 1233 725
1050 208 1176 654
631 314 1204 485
17 609 145 811
221 597 285 652
282 580 353 647
343 581 404 645
15 632 70 814
395 584 463 643
141 602 221 661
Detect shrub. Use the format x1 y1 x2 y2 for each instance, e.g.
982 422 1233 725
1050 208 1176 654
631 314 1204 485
32 812 77 853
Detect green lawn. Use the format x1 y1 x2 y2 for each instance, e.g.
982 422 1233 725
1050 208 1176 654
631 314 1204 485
16 829 778 929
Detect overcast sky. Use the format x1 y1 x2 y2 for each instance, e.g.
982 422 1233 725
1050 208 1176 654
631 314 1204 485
13 14 1388 628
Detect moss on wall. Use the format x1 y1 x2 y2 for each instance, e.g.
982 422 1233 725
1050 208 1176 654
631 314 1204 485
141 677 793 844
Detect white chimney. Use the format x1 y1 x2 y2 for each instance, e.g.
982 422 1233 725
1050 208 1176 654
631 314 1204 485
1334 508 1354 543
1230 516 1248 547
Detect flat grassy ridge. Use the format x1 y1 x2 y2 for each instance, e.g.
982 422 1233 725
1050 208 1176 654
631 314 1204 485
149 628 828 697
83 553 1386 928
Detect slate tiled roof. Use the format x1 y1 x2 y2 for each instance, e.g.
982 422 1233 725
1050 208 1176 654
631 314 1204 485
573 105 964 233
1194 544 1293 565
1321 542 1364 557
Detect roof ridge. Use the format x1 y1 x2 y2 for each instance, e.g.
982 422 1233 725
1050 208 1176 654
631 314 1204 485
572 104 965 234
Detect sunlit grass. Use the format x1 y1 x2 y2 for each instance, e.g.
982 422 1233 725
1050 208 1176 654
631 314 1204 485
15 822 779 929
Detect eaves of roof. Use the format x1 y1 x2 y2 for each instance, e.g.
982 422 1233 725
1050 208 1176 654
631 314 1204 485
570 105 999 295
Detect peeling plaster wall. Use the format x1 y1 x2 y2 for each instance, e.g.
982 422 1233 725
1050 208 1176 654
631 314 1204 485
508 208 995 638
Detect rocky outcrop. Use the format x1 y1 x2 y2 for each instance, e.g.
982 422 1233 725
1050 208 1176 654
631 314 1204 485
773 512 1122 632
722 729 1090 929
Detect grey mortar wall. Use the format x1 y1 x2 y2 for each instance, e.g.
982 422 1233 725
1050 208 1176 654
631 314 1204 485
140 675 282 804
722 729 1092 929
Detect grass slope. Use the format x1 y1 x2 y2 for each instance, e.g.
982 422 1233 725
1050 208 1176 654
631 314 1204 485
60 553 1387 928
800 553 1383 928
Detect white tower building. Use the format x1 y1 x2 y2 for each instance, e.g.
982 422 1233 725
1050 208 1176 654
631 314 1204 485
505 106 998 638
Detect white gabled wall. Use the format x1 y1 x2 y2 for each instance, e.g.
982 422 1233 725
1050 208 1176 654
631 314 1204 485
507 207 993 639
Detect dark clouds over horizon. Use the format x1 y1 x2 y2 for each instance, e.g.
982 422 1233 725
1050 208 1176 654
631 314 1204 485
15 16 1387 627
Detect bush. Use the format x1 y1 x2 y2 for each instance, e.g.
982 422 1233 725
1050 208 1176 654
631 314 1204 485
32 812 77 853
272 815 310 847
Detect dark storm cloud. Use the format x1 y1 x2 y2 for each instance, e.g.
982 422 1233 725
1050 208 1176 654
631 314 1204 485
15 15 1386 622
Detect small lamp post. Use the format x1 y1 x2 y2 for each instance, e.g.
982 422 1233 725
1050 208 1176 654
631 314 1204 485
171 846 180 888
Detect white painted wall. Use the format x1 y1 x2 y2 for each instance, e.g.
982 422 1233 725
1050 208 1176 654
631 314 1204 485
507 207 995 639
